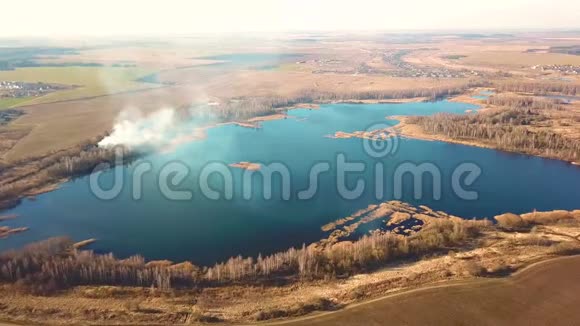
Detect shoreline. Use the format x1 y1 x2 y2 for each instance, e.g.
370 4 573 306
392 115 580 166
389 87 580 166
0 87 577 214
0 94 436 212
1 86 578 215
0 214 28 240
228 161 262 171
0 204 579 324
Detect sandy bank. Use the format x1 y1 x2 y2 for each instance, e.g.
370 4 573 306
23 182 63 198
294 103 320 109
247 113 288 123
231 114 288 129
448 94 487 106
0 226 28 239
229 161 261 171
337 97 429 104
0 212 27 239
73 238 97 249
0 214 17 222
393 115 580 166
393 115 497 149
326 129 396 140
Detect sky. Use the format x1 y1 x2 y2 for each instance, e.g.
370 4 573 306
1 0 579 37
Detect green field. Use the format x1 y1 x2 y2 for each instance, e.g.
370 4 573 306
0 66 157 105
0 97 33 110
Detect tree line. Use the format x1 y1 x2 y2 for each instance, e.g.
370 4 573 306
212 81 488 120
0 138 135 210
485 94 564 110
407 108 580 162
493 81 579 95
0 218 488 294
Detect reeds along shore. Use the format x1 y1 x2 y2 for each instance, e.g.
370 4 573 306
0 214 486 294
1 205 579 296
0 138 136 210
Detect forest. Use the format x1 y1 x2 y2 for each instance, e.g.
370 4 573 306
0 139 136 210
213 81 487 119
493 81 579 95
406 94 580 162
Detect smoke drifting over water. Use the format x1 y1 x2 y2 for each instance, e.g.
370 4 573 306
99 108 210 152
98 108 175 149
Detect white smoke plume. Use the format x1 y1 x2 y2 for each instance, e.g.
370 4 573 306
99 108 182 150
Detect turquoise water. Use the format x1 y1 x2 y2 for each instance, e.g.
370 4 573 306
1 100 579 265
472 90 494 100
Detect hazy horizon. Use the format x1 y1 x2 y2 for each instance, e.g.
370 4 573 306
1 0 579 37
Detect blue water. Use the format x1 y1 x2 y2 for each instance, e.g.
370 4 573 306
472 90 494 100
1 100 579 265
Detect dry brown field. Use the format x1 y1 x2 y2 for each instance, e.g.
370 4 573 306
2 33 580 162
282 256 580 326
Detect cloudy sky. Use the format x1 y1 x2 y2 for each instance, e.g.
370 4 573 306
2 0 579 36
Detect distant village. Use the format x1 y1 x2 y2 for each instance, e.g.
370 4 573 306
0 81 67 99
380 50 481 78
307 49 483 78
531 65 580 75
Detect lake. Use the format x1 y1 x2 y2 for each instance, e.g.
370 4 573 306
1 100 579 265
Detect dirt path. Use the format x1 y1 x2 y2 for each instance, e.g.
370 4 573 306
270 255 580 326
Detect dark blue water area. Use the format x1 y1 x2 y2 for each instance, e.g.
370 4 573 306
1 100 579 265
